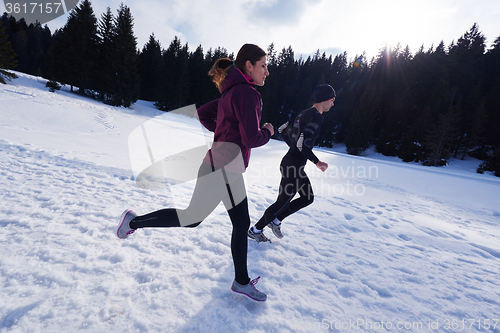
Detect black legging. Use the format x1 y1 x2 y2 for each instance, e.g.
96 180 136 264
130 162 251 285
254 156 314 230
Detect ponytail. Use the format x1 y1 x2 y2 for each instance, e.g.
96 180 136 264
208 44 267 90
208 58 234 90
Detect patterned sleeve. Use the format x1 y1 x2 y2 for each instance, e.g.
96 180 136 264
296 112 322 164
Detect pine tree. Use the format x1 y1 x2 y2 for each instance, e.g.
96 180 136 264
453 82 486 159
0 19 18 83
25 22 44 75
370 45 413 156
1 14 53 77
139 33 163 101
96 7 117 103
38 24 53 77
423 107 460 166
187 44 212 105
267 43 277 67
112 3 139 107
477 35 500 175
45 0 99 93
328 53 367 144
66 0 99 93
45 27 70 88
261 46 298 125
448 24 486 159
259 44 280 124
344 86 378 155
3 16 28 74
156 36 190 111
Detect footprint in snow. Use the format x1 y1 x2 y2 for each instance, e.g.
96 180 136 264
337 287 356 298
336 266 354 275
398 234 411 241
343 224 362 233
361 279 393 298
2 301 45 329
344 213 355 221
469 243 500 259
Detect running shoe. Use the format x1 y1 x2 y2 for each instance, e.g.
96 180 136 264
267 219 283 239
116 210 137 239
248 227 271 243
231 276 267 302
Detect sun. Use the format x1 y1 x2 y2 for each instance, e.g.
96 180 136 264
329 0 439 58
370 3 419 49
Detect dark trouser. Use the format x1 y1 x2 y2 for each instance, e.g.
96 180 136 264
254 158 314 230
130 162 251 285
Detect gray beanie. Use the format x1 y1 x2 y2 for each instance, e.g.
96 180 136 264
313 84 336 103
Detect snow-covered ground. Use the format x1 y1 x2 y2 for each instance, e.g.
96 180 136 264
1 72 500 333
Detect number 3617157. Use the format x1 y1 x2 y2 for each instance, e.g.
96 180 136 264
5 2 63 14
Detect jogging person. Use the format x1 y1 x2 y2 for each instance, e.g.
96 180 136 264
116 44 274 301
248 84 335 243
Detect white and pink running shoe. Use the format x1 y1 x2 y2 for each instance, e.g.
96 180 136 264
231 276 267 302
116 210 137 239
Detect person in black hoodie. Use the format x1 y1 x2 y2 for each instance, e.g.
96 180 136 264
248 84 335 243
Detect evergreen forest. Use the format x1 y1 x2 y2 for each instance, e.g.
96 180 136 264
1 0 499 176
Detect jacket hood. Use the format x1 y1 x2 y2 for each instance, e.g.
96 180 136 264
219 68 255 94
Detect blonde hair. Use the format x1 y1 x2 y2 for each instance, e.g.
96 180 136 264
208 44 267 90
208 58 233 90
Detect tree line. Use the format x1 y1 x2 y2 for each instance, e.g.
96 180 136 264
1 1 499 176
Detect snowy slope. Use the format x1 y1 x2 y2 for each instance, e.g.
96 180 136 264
1 72 500 333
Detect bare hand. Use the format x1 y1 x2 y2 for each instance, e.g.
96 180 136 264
316 161 328 172
262 123 275 136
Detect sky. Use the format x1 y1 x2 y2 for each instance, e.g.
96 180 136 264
4 0 500 61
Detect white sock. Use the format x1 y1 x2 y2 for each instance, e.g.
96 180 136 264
273 218 281 226
251 226 262 233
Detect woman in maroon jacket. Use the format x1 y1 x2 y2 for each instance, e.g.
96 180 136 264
117 44 274 302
